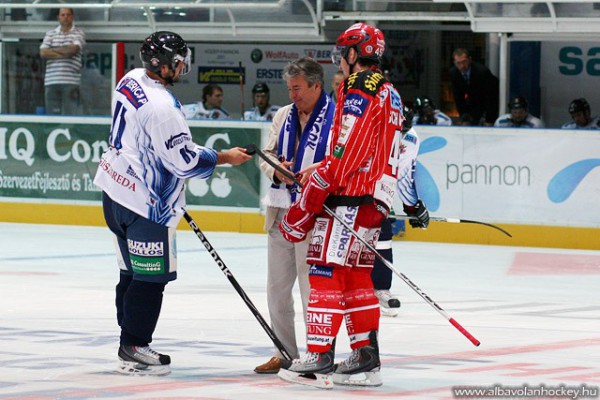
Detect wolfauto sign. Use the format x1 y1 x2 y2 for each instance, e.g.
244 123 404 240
0 119 261 209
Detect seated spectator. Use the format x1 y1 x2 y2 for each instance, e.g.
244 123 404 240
494 96 544 128
561 98 600 130
182 83 230 119
243 83 280 121
413 96 452 126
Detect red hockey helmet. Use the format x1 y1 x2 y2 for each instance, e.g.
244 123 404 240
334 23 385 65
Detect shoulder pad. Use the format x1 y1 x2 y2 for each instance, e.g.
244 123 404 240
345 70 387 96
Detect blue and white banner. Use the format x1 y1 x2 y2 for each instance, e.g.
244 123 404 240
393 126 600 228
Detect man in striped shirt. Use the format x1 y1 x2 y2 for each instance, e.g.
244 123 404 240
40 8 86 115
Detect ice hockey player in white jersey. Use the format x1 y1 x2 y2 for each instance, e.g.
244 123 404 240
561 98 600 130
494 96 544 128
243 82 280 121
182 83 231 120
373 105 429 317
93 31 251 376
413 96 452 126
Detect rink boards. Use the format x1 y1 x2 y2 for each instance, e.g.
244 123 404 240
0 116 598 250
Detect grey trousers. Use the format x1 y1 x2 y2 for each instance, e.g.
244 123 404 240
266 208 311 359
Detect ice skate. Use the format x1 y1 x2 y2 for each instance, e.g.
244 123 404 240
277 348 335 390
117 345 171 376
375 290 400 317
332 331 382 386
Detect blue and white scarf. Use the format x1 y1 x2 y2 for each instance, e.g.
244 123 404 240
264 90 335 208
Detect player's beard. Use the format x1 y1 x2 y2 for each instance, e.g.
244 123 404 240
162 69 180 86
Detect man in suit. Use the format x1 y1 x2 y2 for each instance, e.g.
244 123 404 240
449 48 499 126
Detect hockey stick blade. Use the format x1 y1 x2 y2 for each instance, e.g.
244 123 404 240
395 215 512 238
183 210 293 360
248 144 481 347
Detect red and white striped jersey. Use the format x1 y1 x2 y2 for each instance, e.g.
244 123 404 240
324 69 404 209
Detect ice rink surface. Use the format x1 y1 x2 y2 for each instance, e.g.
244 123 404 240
0 222 598 400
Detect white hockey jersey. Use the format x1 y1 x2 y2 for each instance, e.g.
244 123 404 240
243 105 281 121
396 127 420 207
181 101 230 120
94 68 218 227
414 110 452 126
561 116 600 130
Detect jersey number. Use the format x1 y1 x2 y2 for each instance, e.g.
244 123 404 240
387 129 402 177
109 100 127 150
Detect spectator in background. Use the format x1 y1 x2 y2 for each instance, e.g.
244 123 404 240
494 96 544 128
182 83 230 119
449 48 499 126
244 83 281 121
561 98 600 130
39 8 86 115
329 70 344 103
413 96 452 126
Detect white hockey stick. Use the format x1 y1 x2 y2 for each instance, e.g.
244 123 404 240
246 144 481 347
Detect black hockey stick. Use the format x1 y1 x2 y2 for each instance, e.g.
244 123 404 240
183 210 293 360
393 216 512 238
245 144 481 347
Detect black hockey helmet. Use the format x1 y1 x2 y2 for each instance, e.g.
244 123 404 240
401 104 414 134
508 96 528 110
140 31 191 75
414 96 434 110
252 82 270 94
568 98 590 114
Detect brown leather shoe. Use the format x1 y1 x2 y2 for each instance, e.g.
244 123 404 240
254 356 282 374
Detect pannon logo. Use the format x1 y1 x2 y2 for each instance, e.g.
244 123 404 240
415 136 447 212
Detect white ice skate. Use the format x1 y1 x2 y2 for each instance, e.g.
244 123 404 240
375 290 400 317
277 349 335 390
117 345 171 376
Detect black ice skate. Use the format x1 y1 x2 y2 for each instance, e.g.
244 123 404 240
117 344 171 376
277 346 335 390
332 331 382 386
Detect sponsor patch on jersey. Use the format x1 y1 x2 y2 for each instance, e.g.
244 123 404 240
333 144 345 158
130 256 165 275
117 78 148 109
307 218 330 261
363 72 384 93
403 133 417 144
309 265 333 278
343 93 369 117
390 89 402 111
327 206 358 265
339 114 357 145
127 239 164 257
165 132 191 150
379 88 389 106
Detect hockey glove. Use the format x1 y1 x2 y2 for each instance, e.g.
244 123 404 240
279 201 317 243
403 200 429 229
299 166 338 214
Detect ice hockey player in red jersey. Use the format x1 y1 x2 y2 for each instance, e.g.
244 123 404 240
277 22 405 388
